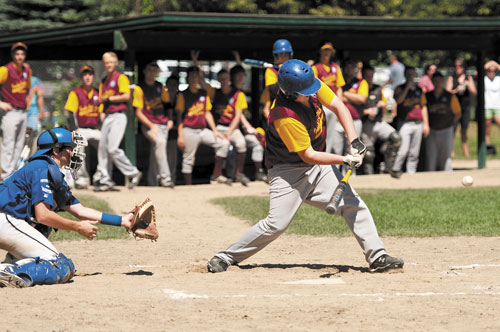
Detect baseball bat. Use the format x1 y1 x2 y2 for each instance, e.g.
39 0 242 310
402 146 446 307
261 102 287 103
325 167 353 215
243 58 275 69
16 134 32 170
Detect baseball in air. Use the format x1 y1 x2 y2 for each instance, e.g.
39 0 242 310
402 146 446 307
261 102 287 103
462 175 473 187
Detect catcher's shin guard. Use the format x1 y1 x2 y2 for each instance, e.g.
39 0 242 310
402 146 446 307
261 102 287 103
363 147 376 175
3 253 75 287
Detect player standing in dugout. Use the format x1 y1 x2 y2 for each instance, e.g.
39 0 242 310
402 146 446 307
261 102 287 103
0 42 32 181
208 59 404 274
95 52 142 192
64 65 104 189
133 62 175 188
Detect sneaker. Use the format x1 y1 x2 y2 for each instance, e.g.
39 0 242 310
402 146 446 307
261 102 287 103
369 254 404 272
210 175 232 185
390 170 402 179
207 256 229 273
0 271 27 288
128 171 142 189
255 169 268 182
93 184 119 192
75 183 88 190
160 179 174 188
235 173 250 187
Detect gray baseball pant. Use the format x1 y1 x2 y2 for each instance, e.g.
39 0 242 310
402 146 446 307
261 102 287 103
424 126 454 172
181 127 229 174
244 134 264 163
97 112 139 186
325 110 362 155
361 120 395 148
393 121 423 174
216 164 387 266
141 124 171 186
1 108 27 179
74 128 101 187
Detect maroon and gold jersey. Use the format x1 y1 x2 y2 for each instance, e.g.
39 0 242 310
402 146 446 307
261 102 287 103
99 71 130 114
394 85 423 121
265 92 327 169
65 87 100 128
313 62 345 94
213 87 248 125
176 89 212 129
343 78 368 120
133 81 169 125
422 91 461 130
0 62 32 109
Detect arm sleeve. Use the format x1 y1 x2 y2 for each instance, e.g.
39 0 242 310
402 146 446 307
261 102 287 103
381 91 388 103
265 68 278 87
235 92 248 110
259 87 270 105
206 96 212 112
312 65 319 78
317 81 336 106
358 80 369 97
64 91 79 113
274 117 311 152
26 69 32 91
0 66 7 84
336 66 346 88
30 169 55 208
175 93 184 113
117 74 131 94
132 86 144 108
98 83 104 113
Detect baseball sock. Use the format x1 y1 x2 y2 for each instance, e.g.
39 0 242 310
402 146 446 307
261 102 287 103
235 153 246 175
212 156 224 178
183 173 192 185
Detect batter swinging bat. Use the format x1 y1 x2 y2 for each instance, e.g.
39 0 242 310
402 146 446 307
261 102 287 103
243 58 275 69
325 167 353 215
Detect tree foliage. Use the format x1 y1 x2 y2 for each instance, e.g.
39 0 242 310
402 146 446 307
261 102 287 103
1 0 499 32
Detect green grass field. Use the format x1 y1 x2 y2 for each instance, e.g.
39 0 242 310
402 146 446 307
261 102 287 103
453 121 500 160
212 187 500 237
49 195 128 241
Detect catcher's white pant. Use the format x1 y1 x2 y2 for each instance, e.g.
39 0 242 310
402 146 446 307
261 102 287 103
0 213 58 264
1 108 27 179
393 121 423 174
97 112 139 186
215 164 387 265
181 127 230 174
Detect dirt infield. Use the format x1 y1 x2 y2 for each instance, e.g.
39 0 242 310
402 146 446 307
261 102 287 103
2 161 500 332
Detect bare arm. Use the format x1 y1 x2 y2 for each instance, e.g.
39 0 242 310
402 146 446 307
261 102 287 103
107 92 130 103
64 203 133 230
34 202 98 239
421 105 430 137
225 108 243 138
484 60 500 71
343 90 367 105
297 146 345 165
465 75 477 95
205 111 225 140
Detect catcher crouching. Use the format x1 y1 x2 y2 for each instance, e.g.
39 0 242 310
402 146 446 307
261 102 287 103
0 128 157 288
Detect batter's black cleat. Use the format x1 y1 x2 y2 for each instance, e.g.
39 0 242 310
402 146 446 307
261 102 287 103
0 271 27 288
369 254 404 272
207 256 229 273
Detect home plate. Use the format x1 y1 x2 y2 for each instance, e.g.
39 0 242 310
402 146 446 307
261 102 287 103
279 278 345 285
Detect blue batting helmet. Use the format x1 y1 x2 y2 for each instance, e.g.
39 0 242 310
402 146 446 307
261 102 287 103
32 128 76 158
273 39 293 55
278 59 321 96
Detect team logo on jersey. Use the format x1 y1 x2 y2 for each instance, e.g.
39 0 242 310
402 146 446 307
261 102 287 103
352 83 359 89
199 96 205 102
110 80 116 88
157 87 161 94
331 66 337 73
416 91 421 96
22 72 28 80
229 97 234 104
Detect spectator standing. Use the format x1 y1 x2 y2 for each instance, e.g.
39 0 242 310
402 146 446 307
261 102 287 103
0 42 32 180
418 63 436 94
95 52 142 191
391 67 429 178
446 58 477 157
64 65 103 189
133 62 174 188
385 55 406 89
484 60 500 146
165 74 180 184
423 72 461 171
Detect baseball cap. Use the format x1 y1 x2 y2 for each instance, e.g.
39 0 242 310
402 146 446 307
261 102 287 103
320 42 335 51
11 42 28 53
79 65 95 75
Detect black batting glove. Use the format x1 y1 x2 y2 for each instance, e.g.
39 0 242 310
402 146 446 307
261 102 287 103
350 138 366 157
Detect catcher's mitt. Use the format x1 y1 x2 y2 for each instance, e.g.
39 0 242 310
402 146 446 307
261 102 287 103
128 198 158 241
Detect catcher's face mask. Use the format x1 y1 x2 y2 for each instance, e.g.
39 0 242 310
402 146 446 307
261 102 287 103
64 131 88 180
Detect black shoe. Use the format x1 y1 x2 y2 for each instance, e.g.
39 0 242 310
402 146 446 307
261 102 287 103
255 169 268 182
93 184 119 192
369 254 404 272
207 256 229 273
390 170 402 179
128 171 143 189
235 173 250 187
0 271 27 288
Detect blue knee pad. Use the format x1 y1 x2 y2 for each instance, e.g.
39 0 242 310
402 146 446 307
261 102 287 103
4 253 75 287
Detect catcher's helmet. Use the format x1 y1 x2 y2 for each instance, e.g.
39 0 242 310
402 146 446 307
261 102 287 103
278 59 321 96
32 128 87 179
273 39 293 55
